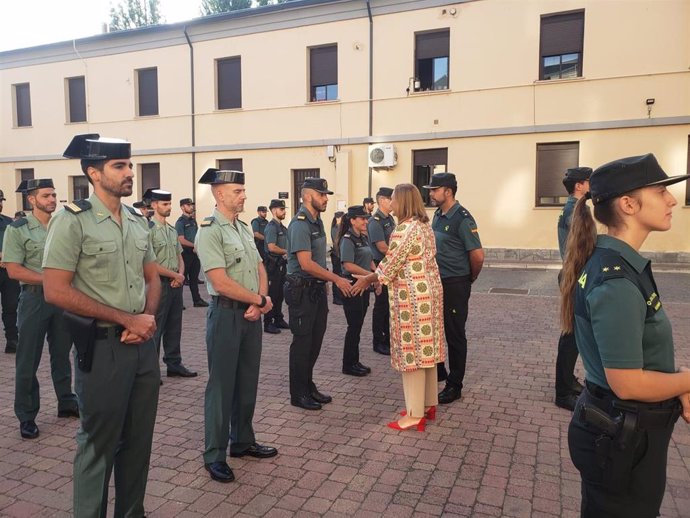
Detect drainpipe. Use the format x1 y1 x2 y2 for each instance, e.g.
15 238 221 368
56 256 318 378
183 26 196 202
366 0 373 197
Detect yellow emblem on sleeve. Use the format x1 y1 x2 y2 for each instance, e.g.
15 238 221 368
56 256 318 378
578 272 587 289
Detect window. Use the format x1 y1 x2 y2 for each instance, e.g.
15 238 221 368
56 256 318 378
218 158 243 171
309 45 338 102
217 57 242 110
18 168 34 210
136 68 158 116
415 30 449 92
13 83 32 127
413 148 448 206
540 10 584 80
536 142 579 206
71 176 90 201
67 76 87 123
686 135 690 206
292 168 320 215
140 163 161 197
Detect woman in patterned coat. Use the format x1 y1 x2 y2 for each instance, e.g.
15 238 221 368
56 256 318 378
353 183 445 431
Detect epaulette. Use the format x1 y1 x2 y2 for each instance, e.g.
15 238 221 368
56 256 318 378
10 218 28 228
148 220 155 229
64 200 92 215
237 219 248 226
373 216 380 221
200 217 215 227
344 233 351 239
125 205 143 217
599 255 626 281
297 214 306 220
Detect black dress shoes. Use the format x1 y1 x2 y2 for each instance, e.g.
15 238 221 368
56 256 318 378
355 362 371 373
230 443 278 459
555 393 578 411
373 344 390 355
205 461 235 483
275 319 290 329
167 365 198 377
310 390 332 404
264 323 281 334
291 395 322 410
20 420 39 439
438 384 462 404
343 364 368 377
193 300 209 307
57 407 80 418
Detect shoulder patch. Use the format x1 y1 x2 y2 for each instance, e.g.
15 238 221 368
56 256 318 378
148 220 155 229
237 219 248 227
200 217 215 227
10 218 28 228
125 205 143 217
297 215 306 220
599 255 626 281
64 200 92 215
373 216 380 221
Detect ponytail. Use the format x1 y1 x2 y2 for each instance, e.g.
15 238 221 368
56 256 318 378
560 196 596 333
333 214 352 258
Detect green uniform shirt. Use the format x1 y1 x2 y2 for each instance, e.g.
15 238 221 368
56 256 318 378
339 231 372 274
195 209 261 297
264 219 287 257
367 209 395 262
150 219 182 272
575 235 675 391
286 205 327 278
0 214 13 253
557 195 577 260
175 214 198 246
432 201 482 278
2 213 47 280
42 194 156 314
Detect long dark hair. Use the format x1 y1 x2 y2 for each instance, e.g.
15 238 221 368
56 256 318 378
333 214 353 258
330 211 344 229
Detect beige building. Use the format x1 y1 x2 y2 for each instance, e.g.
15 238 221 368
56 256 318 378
1 0 689 257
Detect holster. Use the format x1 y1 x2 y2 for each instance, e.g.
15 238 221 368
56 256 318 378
63 311 97 373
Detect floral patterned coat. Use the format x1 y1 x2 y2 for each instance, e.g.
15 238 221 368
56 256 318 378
376 218 445 372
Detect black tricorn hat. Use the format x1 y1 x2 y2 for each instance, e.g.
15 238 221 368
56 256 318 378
198 168 245 185
179 198 194 206
63 134 131 160
133 200 151 209
302 177 333 194
143 188 172 202
590 153 690 205
362 197 374 204
347 205 370 218
564 167 592 184
257 206 268 212
26 178 55 191
376 187 394 198
15 180 28 193
269 199 286 209
423 172 457 189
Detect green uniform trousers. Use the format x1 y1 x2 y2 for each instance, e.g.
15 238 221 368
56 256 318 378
204 301 262 464
73 331 159 518
153 280 183 368
14 286 76 422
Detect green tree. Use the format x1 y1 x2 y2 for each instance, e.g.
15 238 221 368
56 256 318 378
201 0 251 15
109 0 163 31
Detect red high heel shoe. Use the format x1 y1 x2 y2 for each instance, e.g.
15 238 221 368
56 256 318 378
399 406 436 420
387 417 426 431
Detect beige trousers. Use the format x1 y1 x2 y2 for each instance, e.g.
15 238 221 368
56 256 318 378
401 367 439 418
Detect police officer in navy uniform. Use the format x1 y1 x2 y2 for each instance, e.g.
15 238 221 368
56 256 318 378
0 189 20 354
176 197 209 307
285 178 354 410
424 172 484 404
263 199 290 334
362 196 375 216
561 153 690 518
554 167 591 410
251 206 269 262
367 187 395 355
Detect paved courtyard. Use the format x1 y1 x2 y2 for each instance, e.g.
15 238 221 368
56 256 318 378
0 269 688 517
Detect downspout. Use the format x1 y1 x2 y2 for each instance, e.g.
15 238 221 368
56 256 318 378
183 26 196 202
366 0 373 197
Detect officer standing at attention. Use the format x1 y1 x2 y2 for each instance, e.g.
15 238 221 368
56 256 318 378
285 178 354 410
195 168 277 484
363 197 375 216
554 167 591 410
367 187 395 355
251 205 269 262
0 189 20 354
176 197 209 307
4 178 78 440
424 172 484 404
263 199 290 334
42 134 161 518
148 189 197 378
561 154 690 517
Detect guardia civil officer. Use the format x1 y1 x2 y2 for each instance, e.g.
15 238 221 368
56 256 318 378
363 196 375 216
554 167 591 411
561 154 690 518
176 197 209 307
0 189 20 354
336 205 375 377
251 205 269 262
424 172 484 404
133 199 153 219
4 179 78 440
41 134 161 518
285 178 354 410
263 199 290 334
367 187 395 355
195 168 277 484
148 189 197 378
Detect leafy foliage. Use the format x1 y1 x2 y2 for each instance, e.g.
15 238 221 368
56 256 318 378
109 0 164 31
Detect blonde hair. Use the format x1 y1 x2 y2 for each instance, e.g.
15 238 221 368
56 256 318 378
393 183 429 224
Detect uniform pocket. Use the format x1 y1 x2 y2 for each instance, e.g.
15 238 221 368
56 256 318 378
82 241 117 282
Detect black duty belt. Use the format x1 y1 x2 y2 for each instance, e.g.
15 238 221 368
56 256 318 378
95 324 125 340
584 381 681 430
286 275 325 288
21 284 43 293
212 295 250 310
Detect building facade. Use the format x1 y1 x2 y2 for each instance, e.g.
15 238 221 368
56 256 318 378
2 0 689 255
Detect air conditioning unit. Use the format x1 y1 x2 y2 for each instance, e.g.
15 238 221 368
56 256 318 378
368 144 397 168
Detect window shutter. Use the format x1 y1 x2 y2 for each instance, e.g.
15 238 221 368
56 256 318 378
310 45 337 87
540 11 584 57
413 148 448 166
68 77 87 123
217 57 242 109
536 142 579 204
138 68 159 116
416 30 450 60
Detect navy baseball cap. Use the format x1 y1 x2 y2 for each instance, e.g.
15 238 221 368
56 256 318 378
302 177 333 194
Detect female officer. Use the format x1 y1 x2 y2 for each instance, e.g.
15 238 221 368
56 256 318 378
330 211 345 305
560 153 690 518
336 206 376 377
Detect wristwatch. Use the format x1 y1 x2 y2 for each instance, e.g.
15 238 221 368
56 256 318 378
257 295 267 308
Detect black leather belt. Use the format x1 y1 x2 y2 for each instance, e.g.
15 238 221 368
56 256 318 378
212 296 249 310
95 325 125 340
286 275 325 288
21 284 43 293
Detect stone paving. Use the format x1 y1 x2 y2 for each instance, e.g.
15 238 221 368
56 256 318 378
0 271 688 517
